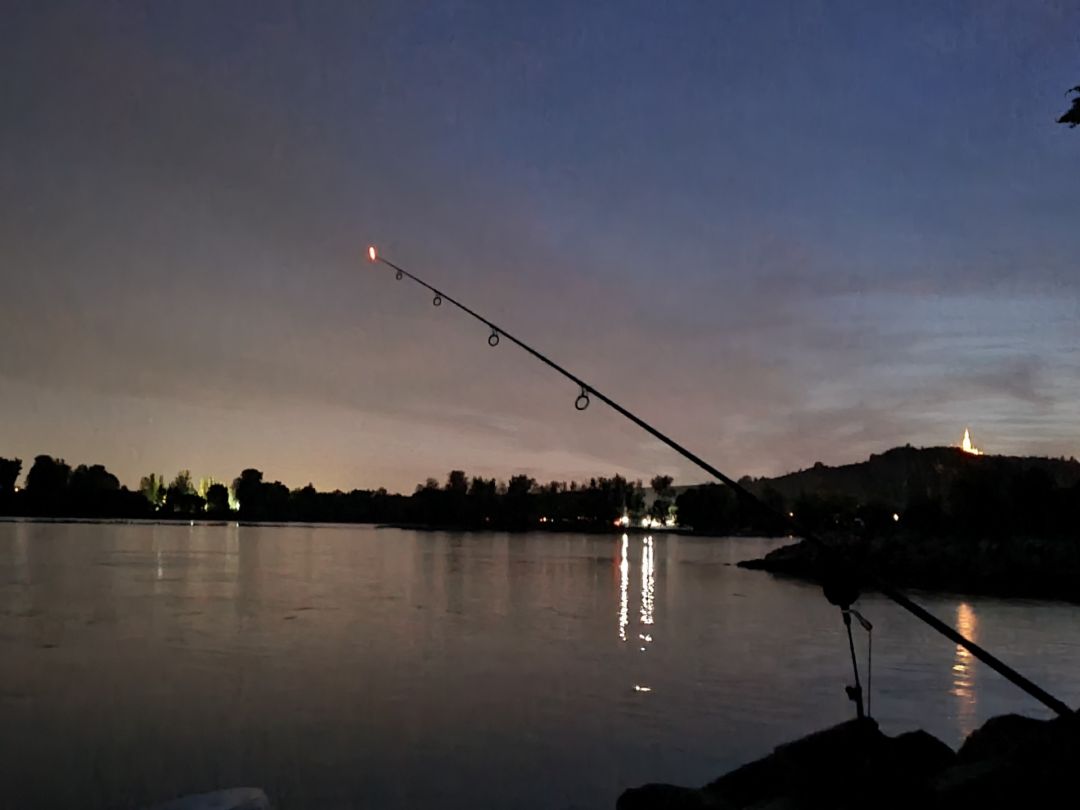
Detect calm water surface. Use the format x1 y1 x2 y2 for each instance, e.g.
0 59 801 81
2 522 1079 809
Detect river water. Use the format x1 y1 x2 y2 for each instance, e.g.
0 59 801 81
1 522 1078 809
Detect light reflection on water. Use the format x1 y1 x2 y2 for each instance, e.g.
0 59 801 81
640 535 655 629
617 534 656 691
618 534 629 642
952 602 979 736
2 522 1079 810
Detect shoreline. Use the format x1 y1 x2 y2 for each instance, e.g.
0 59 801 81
737 534 1080 604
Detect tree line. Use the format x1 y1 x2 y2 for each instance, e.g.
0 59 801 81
4 450 1079 541
0 455 707 531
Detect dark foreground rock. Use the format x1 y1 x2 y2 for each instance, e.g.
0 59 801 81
618 711 1080 809
737 533 1080 602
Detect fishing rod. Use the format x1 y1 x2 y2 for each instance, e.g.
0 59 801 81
365 245 1072 718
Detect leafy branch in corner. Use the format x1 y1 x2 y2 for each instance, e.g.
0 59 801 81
1059 85 1080 128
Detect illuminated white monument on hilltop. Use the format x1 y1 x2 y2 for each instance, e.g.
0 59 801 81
961 428 984 456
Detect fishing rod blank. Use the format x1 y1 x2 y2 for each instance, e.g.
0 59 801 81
365 245 1072 718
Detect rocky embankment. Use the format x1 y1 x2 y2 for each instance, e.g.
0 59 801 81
737 533 1080 602
618 711 1080 809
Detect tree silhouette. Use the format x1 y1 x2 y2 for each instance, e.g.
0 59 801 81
68 464 120 515
1059 86 1080 128
262 480 290 517
446 470 468 494
205 483 230 516
168 470 194 497
165 470 205 514
25 455 71 514
468 476 498 525
650 474 674 521
233 469 265 519
675 483 737 533
70 464 119 494
444 470 469 524
0 457 21 497
291 484 320 521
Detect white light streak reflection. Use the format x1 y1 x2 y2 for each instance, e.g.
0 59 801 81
618 534 629 642
618 534 659 693
952 602 979 736
640 535 654 628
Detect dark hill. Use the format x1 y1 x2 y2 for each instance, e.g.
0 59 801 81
742 445 1080 511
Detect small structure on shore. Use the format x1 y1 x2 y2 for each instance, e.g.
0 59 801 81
960 428 983 456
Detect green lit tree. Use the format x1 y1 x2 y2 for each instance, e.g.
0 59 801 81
139 473 166 508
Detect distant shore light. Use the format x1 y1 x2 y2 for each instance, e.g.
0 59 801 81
368 245 378 262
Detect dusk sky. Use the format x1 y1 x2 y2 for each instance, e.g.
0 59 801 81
2 1 1078 493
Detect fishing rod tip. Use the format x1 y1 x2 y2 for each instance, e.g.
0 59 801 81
367 245 378 262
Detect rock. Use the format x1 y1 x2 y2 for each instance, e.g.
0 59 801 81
884 729 956 777
616 783 728 810
933 712 1080 809
621 719 961 809
702 749 791 808
956 713 1050 763
145 788 271 810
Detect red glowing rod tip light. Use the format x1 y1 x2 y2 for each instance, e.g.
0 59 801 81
367 245 378 262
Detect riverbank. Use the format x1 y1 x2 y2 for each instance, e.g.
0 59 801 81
738 533 1080 602
374 521 746 537
618 710 1080 809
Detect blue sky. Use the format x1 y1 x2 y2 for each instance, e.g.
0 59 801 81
2 1 1078 491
